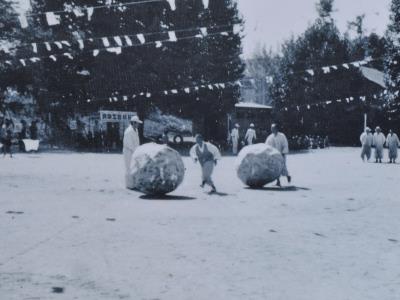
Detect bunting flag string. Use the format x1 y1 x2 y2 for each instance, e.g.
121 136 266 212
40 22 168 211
76 80 242 105
16 0 212 29
2 23 237 56
0 26 237 69
278 89 395 113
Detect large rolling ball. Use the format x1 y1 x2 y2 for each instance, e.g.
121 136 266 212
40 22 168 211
236 144 284 188
128 143 185 195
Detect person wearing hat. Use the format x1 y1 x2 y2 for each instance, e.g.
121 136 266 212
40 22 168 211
386 129 400 163
266 123 291 187
245 123 257 145
360 127 373 162
229 123 240 155
373 126 386 163
190 134 221 193
123 115 142 188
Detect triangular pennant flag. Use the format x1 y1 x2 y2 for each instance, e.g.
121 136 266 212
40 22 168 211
331 65 338 70
155 41 162 48
326 101 332 104
49 55 57 61
46 12 61 26
77 39 84 49
19 15 28 28
220 32 229 36
220 83 226 88
200 27 208 36
45 42 52 51
194 86 199 91
61 41 71 47
171 89 178 94
19 59 26 66
5 60 12 65
124 35 133 46
123 96 128 101
137 34 145 44
306 69 314 76
73 8 85 17
322 66 330 74
54 41 63 49
106 47 122 55
208 84 213 90
307 105 311 109
166 0 176 11
32 43 38 53
93 49 100 56
30 57 40 63
168 31 177 42
114 36 123 46
102 37 110 47
164 91 168 95
342 63 349 69
87 7 94 21
184 88 190 93
63 53 73 59
146 93 151 98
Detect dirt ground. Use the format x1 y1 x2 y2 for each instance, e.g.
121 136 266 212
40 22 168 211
0 148 399 300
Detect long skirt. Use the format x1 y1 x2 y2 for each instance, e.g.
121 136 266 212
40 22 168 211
388 145 398 160
375 145 384 160
361 145 372 161
201 160 215 185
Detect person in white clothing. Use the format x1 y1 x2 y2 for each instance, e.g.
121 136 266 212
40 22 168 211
266 123 291 187
360 127 373 162
230 124 240 155
190 134 221 193
373 126 386 163
245 123 257 145
123 115 142 188
386 129 400 163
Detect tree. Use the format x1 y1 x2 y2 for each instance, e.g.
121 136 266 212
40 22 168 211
316 0 335 19
384 0 400 123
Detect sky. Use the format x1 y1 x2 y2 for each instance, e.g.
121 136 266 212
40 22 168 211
17 0 391 57
237 0 391 57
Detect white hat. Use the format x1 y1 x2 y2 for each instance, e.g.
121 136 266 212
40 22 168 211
130 115 143 124
235 123 240 128
250 123 255 128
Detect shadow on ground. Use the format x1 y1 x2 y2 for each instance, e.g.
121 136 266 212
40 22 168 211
139 195 196 201
245 186 311 192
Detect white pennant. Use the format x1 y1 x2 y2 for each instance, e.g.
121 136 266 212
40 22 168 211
45 42 52 51
87 7 94 21
46 12 61 26
19 15 28 28
63 53 73 59
49 55 57 61
155 41 163 48
146 93 151 98
61 41 71 47
200 27 208 36
137 34 146 44
93 49 100 56
114 36 123 46
342 63 350 69
166 0 176 11
322 66 330 74
184 88 190 93
30 57 40 63
168 31 177 42
102 37 110 47
171 89 178 94
20 59 26 66
220 32 229 36
54 41 63 49
107 47 122 55
208 85 213 90
32 43 38 53
306 69 314 76
124 35 133 46
77 39 84 49
73 8 85 17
